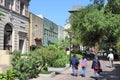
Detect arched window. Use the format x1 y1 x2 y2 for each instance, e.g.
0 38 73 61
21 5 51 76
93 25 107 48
4 23 12 50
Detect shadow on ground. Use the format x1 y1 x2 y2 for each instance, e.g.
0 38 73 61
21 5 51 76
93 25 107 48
90 63 120 80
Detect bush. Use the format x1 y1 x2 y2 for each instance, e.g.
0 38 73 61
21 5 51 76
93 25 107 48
0 68 15 80
52 59 66 67
50 50 69 67
34 47 58 72
11 51 42 80
0 73 5 80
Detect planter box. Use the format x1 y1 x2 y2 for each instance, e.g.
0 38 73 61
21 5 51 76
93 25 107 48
48 64 70 73
38 72 55 78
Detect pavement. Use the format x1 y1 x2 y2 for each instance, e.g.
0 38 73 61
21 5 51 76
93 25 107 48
31 57 120 80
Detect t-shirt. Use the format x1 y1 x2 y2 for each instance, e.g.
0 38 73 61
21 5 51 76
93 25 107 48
107 53 114 60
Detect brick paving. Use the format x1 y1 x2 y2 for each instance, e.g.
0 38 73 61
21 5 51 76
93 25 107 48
32 58 120 80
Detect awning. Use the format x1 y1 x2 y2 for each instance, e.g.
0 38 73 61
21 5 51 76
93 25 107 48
34 37 42 41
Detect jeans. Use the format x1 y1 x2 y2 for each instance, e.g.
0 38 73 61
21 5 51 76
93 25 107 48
72 66 78 76
82 67 86 76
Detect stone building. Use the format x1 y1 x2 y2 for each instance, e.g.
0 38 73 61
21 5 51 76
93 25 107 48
29 13 59 47
0 0 30 53
29 13 43 50
58 25 64 39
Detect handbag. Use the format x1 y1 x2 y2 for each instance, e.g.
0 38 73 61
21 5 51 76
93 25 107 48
94 65 99 70
81 63 87 67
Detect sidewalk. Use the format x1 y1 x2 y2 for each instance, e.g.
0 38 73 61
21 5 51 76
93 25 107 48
33 60 120 80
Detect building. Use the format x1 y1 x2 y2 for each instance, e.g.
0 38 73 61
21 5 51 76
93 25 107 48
29 13 43 50
29 13 59 48
0 0 30 53
64 23 71 38
43 18 58 46
58 25 64 39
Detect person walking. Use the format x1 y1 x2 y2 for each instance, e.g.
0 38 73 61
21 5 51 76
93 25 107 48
107 51 114 68
92 56 101 78
80 55 87 77
70 54 79 76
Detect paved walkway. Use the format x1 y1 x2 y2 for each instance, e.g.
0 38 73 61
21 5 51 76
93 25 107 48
32 59 120 80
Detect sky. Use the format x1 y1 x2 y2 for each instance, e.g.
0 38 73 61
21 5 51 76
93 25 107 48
30 0 92 27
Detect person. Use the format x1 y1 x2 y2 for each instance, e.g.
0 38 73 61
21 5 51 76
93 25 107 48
92 56 101 78
107 51 114 68
80 55 87 77
70 54 79 76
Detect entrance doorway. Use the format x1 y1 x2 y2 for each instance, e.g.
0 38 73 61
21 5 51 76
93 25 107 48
19 40 24 52
4 23 12 51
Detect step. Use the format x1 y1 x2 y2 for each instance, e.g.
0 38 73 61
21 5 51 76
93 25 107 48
0 64 11 73
0 50 12 66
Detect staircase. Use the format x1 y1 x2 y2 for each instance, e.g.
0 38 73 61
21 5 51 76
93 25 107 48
0 50 12 73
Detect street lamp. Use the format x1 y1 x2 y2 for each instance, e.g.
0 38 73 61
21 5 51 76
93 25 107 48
68 31 72 65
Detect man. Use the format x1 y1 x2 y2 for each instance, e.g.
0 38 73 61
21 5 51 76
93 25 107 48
70 54 79 76
107 51 114 68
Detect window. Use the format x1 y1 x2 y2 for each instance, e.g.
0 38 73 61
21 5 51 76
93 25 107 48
25 5 28 16
15 0 19 11
5 0 10 9
20 2 24 14
0 0 3 5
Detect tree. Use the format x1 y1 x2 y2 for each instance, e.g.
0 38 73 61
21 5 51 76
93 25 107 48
90 0 105 10
105 0 120 14
69 3 120 52
55 37 70 50
70 5 106 47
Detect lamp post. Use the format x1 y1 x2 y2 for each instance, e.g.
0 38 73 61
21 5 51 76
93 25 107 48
68 31 72 65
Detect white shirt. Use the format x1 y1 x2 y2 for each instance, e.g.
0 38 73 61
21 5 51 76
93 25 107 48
107 53 114 60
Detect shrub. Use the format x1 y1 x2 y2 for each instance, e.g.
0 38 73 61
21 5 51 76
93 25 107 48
11 51 42 80
4 68 15 80
47 45 58 51
0 68 15 80
0 73 5 80
50 50 69 67
34 47 58 72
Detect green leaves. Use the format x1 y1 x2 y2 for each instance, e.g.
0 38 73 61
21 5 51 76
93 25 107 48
69 2 120 49
11 51 41 80
0 11 4 16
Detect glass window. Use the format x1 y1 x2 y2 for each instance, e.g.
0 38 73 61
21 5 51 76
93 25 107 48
5 0 10 9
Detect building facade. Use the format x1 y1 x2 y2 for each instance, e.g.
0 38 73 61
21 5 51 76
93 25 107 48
29 13 59 48
64 23 71 38
58 25 64 39
29 13 43 50
43 18 58 46
0 0 30 53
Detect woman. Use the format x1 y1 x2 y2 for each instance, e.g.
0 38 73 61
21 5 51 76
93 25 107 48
92 56 101 78
81 55 87 77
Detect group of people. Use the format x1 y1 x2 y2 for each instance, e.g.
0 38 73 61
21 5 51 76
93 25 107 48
70 54 101 78
70 50 114 78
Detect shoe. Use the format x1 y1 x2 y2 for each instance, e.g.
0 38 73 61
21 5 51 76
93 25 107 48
81 74 85 77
